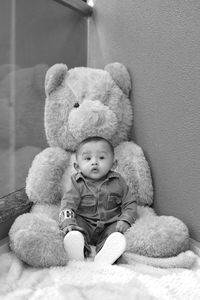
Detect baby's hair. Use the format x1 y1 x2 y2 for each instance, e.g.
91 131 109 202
76 136 114 157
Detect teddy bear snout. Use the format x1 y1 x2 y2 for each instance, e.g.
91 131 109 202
90 110 106 127
68 100 118 141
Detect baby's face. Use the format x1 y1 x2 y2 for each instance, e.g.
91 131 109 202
76 141 114 180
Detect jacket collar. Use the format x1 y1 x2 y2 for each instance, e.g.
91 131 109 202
74 170 120 182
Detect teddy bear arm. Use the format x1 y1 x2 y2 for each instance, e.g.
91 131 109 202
115 141 153 206
26 147 71 205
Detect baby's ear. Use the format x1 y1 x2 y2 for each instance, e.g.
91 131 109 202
112 159 118 170
74 162 79 172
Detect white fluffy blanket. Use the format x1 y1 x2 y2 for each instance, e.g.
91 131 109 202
0 251 200 300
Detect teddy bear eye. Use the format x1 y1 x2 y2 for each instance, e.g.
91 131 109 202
74 102 80 108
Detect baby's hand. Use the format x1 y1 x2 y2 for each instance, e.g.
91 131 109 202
116 220 130 233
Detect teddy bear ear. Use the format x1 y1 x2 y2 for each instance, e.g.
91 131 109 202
45 63 68 96
104 62 131 96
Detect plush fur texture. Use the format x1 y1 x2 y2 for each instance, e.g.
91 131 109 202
0 251 199 299
9 62 190 268
125 215 189 257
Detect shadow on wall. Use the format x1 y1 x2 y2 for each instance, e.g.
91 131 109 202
0 64 48 197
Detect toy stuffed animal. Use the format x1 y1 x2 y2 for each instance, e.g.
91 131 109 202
9 63 191 268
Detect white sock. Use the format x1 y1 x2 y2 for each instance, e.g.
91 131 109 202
64 231 85 261
94 232 126 265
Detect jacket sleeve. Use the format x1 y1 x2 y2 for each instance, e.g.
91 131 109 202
59 177 81 230
119 177 137 225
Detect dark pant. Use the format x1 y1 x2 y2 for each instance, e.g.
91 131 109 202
76 215 117 257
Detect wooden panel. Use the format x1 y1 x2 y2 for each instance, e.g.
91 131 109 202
0 188 33 240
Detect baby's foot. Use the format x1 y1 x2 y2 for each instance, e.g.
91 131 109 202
94 232 126 265
64 231 85 261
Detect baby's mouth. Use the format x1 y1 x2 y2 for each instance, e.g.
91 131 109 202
91 167 99 172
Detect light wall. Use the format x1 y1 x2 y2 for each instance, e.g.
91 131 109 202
88 0 200 241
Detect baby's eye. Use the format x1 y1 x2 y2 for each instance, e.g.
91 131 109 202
99 156 105 160
85 157 91 161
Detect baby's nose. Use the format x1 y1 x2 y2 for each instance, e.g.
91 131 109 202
91 158 98 164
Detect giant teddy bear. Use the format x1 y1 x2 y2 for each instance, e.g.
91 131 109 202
9 62 193 268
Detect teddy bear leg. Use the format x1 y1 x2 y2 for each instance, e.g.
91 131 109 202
125 208 190 259
9 213 68 267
